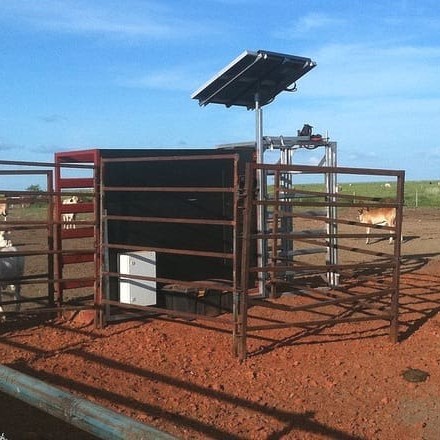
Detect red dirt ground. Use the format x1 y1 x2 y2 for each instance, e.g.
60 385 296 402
0 207 439 439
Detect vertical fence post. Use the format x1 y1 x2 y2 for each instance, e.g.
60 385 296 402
97 161 106 328
270 169 280 298
389 170 405 343
237 162 254 360
47 170 55 307
54 160 63 309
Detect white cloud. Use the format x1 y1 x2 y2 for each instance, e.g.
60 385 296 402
301 43 440 99
271 12 347 41
115 57 214 93
0 0 210 40
120 68 199 92
294 12 346 32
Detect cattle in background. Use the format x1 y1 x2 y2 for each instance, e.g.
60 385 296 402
0 200 8 221
0 231 25 319
0 231 11 248
62 195 79 229
358 207 401 245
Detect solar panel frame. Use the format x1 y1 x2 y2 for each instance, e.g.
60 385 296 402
191 50 316 109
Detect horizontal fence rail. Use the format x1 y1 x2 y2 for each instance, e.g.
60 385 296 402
0 157 99 316
235 162 405 359
98 153 241 328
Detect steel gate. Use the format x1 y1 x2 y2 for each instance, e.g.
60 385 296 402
0 158 98 319
235 162 405 359
97 150 251 330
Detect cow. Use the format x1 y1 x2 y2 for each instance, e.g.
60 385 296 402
0 200 8 221
0 230 12 248
62 195 79 229
0 231 24 319
358 207 401 245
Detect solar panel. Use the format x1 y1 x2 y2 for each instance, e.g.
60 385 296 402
191 50 316 109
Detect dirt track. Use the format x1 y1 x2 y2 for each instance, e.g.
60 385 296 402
0 207 439 439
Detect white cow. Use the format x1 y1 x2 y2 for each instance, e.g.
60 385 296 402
62 195 79 229
358 207 401 245
0 200 8 221
0 231 24 319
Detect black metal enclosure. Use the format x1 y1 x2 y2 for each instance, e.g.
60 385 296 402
98 147 256 309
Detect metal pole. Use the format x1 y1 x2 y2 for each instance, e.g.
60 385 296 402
0 364 176 440
286 146 294 275
332 141 339 286
100 211 110 328
389 171 405 342
325 142 339 287
279 147 293 276
46 170 55 307
238 162 254 360
98 160 107 328
270 169 280 298
255 92 266 297
54 159 63 308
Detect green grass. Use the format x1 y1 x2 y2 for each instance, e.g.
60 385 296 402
11 204 49 220
405 181 440 207
7 181 440 220
339 180 440 208
270 180 440 208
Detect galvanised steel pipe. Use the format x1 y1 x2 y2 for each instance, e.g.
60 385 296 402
0 365 176 440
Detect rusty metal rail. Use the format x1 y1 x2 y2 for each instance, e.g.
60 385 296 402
1 155 405 362
235 162 405 360
0 157 99 315
98 152 242 327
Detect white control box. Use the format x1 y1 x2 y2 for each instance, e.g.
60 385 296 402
119 251 156 306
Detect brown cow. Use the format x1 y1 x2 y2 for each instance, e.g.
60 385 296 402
358 207 401 244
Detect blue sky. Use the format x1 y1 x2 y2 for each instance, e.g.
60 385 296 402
1 0 439 183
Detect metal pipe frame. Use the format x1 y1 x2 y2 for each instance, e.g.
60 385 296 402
236 162 253 359
238 162 405 359
255 92 267 297
54 150 99 309
0 364 175 440
271 139 338 291
0 159 99 315
325 142 339 287
0 159 94 169
103 186 235 193
99 153 241 326
256 162 404 176
101 153 238 164
104 214 234 227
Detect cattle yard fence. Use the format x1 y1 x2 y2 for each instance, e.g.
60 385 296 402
235 162 404 359
0 157 404 360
